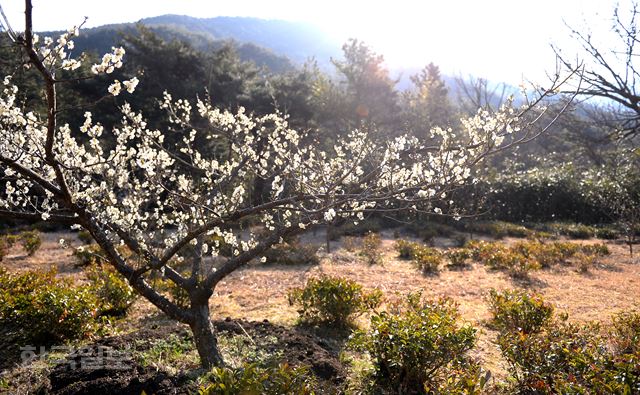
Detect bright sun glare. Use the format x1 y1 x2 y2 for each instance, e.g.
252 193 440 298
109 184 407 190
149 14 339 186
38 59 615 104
0 0 622 84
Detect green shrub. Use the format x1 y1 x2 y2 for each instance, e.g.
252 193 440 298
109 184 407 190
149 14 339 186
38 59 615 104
86 265 137 316
513 240 564 268
412 245 443 274
394 239 420 259
342 236 359 252
262 239 319 266
18 230 41 256
393 240 442 273
494 297 640 393
288 276 382 326
0 231 42 260
481 247 540 278
610 309 640 355
497 320 602 393
152 276 190 309
464 240 498 262
575 252 598 273
487 289 554 334
466 239 606 275
360 232 382 265
73 244 108 266
445 248 471 269
199 362 316 395
580 242 610 256
464 221 533 239
77 230 94 244
329 218 383 240
564 223 596 239
0 236 13 261
542 222 596 239
596 227 619 240
349 294 482 394
481 247 517 270
0 267 98 343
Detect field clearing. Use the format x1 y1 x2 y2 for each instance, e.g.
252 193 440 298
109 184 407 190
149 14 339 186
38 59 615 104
2 229 638 384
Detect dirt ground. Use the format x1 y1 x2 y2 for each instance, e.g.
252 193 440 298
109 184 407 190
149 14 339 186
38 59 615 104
1 229 639 392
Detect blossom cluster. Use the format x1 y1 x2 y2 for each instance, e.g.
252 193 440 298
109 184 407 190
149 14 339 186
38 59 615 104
0 31 539 290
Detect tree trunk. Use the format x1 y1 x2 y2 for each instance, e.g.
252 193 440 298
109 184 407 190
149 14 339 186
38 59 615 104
189 301 224 369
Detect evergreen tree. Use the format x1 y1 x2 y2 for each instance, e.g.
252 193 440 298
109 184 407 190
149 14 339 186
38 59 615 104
402 62 456 139
327 39 399 135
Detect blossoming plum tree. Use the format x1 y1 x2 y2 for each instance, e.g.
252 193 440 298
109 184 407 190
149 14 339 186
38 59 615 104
0 1 575 368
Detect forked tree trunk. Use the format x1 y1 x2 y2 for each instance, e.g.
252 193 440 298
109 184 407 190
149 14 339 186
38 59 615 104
189 301 224 369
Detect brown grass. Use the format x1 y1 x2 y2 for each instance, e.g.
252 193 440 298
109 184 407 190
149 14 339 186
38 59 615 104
2 230 639 381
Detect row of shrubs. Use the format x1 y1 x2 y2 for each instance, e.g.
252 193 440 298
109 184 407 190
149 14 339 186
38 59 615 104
392 237 610 278
283 275 639 393
465 239 609 276
418 219 621 241
0 265 136 344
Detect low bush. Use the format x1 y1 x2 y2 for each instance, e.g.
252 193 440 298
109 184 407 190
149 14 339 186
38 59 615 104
610 309 640 355
349 293 485 394
445 248 472 269
73 244 108 266
17 230 41 256
329 218 383 240
465 221 533 239
535 222 597 239
471 242 540 278
0 230 42 260
262 238 319 266
412 246 444 274
77 230 94 244
493 292 640 394
394 239 420 259
465 239 607 276
514 240 564 268
288 276 382 326
86 265 137 316
394 239 443 273
199 362 316 395
152 275 190 309
580 242 610 256
0 267 98 343
487 289 554 334
497 320 602 393
360 232 382 265
341 236 360 252
575 252 598 273
595 227 619 240
464 239 497 261
406 221 456 243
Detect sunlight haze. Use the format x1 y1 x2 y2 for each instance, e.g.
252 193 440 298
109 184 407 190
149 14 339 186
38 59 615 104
0 0 622 84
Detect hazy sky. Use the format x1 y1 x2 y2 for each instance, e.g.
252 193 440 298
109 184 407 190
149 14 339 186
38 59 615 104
0 0 624 84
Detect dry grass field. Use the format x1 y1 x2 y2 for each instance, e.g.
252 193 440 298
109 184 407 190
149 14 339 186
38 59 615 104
1 228 639 392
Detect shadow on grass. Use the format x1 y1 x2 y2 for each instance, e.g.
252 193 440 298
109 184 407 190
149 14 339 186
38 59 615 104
509 275 548 289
